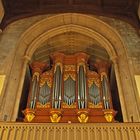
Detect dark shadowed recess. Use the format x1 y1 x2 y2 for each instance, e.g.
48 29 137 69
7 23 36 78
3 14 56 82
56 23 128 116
1 0 140 29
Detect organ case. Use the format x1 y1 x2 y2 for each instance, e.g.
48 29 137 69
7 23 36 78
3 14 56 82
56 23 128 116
23 52 117 123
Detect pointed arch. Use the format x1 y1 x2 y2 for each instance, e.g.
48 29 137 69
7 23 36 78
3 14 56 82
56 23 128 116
4 13 139 122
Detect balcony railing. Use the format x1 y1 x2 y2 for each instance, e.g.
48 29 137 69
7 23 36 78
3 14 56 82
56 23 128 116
0 122 140 140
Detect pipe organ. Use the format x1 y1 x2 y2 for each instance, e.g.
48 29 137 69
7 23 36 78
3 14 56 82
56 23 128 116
23 52 116 123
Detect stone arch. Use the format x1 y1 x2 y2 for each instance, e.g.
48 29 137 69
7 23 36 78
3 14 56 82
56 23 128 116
3 13 139 122
25 25 116 58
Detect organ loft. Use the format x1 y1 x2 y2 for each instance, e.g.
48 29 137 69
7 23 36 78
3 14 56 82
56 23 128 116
23 52 117 123
0 0 140 139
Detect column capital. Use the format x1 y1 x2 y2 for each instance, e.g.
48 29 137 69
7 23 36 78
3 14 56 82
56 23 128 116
111 56 118 64
23 55 31 62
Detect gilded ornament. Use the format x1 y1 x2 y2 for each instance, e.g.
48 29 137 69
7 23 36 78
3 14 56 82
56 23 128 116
88 79 94 88
62 102 76 108
39 71 52 87
32 72 40 81
39 78 46 87
25 113 35 122
78 113 88 123
23 109 35 122
101 72 107 81
64 73 76 81
88 78 100 88
64 65 76 71
87 71 101 87
36 102 50 108
50 111 62 123
88 102 102 108
104 111 114 122
46 80 52 88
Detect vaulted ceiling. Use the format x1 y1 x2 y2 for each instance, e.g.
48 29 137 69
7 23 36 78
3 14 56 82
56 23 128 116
0 0 139 64
1 0 140 29
32 32 109 63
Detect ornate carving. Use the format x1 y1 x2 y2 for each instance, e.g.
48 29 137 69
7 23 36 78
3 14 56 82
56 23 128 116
23 108 35 122
24 53 116 123
103 110 116 122
36 102 50 108
88 102 102 108
88 78 100 87
50 111 62 123
64 65 76 81
64 65 76 71
62 102 76 108
64 73 76 81
32 72 40 82
87 71 101 87
77 111 89 123
101 72 108 81
39 70 53 87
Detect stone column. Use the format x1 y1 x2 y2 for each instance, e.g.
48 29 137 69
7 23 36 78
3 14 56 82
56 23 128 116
11 56 30 121
111 57 128 122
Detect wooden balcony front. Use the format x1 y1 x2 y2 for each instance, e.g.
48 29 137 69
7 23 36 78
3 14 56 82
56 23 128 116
0 122 140 140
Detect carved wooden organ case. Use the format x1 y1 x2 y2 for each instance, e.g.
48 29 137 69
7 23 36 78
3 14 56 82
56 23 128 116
23 52 117 123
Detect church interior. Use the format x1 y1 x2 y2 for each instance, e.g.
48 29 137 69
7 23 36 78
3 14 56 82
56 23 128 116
0 0 140 140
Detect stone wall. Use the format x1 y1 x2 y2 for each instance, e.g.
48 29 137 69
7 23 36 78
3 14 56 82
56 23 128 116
99 16 140 74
